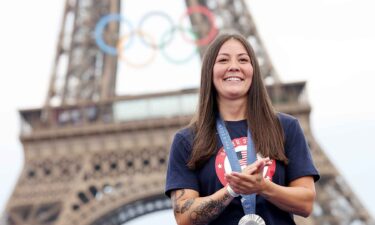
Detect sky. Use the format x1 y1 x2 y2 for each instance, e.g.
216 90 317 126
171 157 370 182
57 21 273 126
0 0 375 223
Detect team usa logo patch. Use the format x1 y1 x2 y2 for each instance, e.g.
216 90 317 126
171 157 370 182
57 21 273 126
215 137 276 186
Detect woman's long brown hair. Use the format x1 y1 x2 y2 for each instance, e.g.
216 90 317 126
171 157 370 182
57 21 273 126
187 33 287 170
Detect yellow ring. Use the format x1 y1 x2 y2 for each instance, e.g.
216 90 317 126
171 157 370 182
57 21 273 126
117 30 157 68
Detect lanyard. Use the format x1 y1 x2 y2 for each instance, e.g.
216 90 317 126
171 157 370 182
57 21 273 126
216 117 257 215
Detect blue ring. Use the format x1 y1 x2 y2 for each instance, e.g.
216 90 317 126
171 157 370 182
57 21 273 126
94 14 134 55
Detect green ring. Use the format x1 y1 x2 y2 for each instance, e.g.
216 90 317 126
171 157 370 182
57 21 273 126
160 27 199 64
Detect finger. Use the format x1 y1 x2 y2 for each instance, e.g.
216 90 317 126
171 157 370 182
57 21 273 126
225 176 242 192
226 178 252 194
263 157 272 166
229 172 258 185
238 163 265 184
225 173 243 183
251 159 264 168
230 172 251 180
227 177 258 195
226 173 254 189
242 165 258 175
244 159 267 175
243 160 264 174
257 160 266 170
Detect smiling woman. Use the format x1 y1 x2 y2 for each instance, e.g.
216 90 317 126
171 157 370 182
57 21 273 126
165 33 319 225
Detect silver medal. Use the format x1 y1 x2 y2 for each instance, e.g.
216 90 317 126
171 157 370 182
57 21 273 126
238 214 266 225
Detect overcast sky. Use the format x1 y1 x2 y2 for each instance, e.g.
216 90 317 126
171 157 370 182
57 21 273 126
0 0 374 223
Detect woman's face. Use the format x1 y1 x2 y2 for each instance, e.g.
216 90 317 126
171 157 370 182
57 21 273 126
213 39 253 102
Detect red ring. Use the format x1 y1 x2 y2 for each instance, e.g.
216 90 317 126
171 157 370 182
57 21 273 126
179 5 218 46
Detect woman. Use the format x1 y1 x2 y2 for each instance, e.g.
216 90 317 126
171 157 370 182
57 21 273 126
165 33 319 225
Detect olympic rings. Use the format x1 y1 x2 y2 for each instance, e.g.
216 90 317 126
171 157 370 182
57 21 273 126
117 30 157 68
94 5 218 66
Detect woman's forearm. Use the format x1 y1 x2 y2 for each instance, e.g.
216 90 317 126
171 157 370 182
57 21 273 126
172 188 233 225
225 160 316 217
260 178 316 217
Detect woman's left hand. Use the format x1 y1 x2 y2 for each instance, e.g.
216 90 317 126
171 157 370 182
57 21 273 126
224 158 270 195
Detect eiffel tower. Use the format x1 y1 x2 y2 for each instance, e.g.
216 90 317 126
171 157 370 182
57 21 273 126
3 0 374 224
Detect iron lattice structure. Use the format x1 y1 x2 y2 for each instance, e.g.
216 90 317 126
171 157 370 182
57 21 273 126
3 0 374 225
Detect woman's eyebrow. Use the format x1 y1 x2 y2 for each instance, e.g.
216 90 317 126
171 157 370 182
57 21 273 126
217 52 249 56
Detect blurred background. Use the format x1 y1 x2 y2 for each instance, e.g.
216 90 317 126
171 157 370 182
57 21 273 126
0 0 374 224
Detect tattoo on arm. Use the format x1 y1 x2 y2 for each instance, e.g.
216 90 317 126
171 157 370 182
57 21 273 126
172 190 232 224
172 190 195 214
180 199 195 213
189 192 231 225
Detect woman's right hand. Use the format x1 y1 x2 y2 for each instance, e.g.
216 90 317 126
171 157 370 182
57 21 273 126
225 158 270 195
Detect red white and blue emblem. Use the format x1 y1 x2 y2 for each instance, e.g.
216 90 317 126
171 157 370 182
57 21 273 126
215 136 276 186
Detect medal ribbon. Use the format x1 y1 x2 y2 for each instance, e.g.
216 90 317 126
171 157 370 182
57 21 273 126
216 117 257 215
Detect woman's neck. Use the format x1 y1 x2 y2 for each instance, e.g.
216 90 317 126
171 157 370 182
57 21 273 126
218 98 247 121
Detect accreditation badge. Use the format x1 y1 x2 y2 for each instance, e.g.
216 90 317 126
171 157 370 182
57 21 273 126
239 214 266 225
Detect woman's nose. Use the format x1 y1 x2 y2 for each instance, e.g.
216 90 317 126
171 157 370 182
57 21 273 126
227 61 240 72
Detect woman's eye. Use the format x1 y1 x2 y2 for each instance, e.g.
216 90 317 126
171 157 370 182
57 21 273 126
239 58 249 62
218 58 228 62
